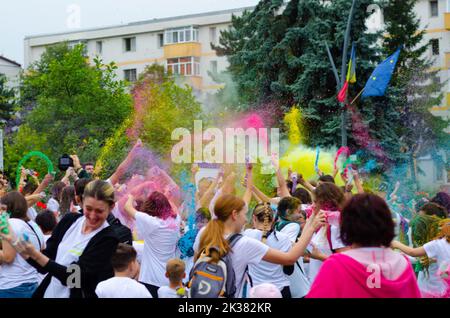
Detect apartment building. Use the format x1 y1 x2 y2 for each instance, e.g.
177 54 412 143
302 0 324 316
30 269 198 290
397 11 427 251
22 2 450 125
416 0 450 132
24 6 254 99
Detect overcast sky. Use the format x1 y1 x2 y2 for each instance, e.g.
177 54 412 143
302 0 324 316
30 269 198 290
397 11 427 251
1 0 260 65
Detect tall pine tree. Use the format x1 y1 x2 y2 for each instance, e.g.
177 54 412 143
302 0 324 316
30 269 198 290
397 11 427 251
382 0 448 186
214 0 386 150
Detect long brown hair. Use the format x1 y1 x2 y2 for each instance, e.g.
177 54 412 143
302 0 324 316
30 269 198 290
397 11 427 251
313 182 345 210
195 194 245 263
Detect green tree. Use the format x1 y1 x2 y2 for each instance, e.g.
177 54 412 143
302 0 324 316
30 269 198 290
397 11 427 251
96 64 204 179
3 125 49 187
20 42 132 158
0 74 16 126
382 0 448 186
214 0 385 149
4 43 132 181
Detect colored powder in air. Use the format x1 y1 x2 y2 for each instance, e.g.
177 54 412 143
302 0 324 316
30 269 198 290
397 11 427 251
280 146 345 185
284 107 302 145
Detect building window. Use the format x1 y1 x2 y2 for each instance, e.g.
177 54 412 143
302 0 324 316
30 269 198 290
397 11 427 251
124 69 137 82
166 57 200 76
124 37 136 52
157 34 164 48
210 27 217 45
431 74 441 85
96 41 103 54
164 26 199 45
436 162 444 181
430 39 440 56
430 1 439 17
210 60 218 74
68 40 87 54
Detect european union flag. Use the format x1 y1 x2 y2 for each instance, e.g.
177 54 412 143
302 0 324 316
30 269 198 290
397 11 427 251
362 48 401 98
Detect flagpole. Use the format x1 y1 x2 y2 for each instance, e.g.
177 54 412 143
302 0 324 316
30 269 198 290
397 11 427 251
324 41 341 88
340 0 357 148
350 87 365 105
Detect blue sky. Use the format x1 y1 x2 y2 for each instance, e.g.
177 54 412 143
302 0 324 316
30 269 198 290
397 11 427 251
1 0 259 65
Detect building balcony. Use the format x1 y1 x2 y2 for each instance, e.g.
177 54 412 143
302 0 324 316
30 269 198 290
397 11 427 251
445 13 450 30
164 42 202 59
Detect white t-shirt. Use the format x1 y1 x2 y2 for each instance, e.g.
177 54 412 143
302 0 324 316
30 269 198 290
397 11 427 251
27 207 38 221
424 238 450 264
158 285 189 298
277 222 311 298
47 198 59 213
194 227 270 298
95 277 152 298
308 224 346 283
132 241 144 264
243 229 291 290
421 238 450 297
0 219 45 289
135 212 180 287
44 216 109 298
279 223 301 242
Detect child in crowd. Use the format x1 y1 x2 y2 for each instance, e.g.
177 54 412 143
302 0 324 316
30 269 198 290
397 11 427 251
158 258 188 298
95 243 151 298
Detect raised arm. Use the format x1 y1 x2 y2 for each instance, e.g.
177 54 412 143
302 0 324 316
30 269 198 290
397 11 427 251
109 139 143 185
352 170 364 194
262 210 326 265
242 163 253 206
251 184 271 203
32 174 54 196
298 173 315 193
124 194 138 219
391 240 427 258
198 171 221 209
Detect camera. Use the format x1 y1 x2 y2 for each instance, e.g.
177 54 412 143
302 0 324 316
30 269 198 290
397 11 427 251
58 154 74 171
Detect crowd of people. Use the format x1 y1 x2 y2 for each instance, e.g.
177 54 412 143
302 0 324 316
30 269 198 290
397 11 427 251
0 141 449 298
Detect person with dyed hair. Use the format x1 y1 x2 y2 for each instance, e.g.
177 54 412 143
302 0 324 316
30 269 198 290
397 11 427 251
124 191 181 298
308 194 420 298
0 180 120 298
393 217 450 298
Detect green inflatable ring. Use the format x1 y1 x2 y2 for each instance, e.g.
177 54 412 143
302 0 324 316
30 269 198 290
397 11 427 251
16 151 55 187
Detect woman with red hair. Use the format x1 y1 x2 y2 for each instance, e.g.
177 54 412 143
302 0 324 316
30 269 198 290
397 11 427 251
124 191 180 298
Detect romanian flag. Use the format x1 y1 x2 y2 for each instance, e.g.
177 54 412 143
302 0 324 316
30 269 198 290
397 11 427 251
337 43 357 102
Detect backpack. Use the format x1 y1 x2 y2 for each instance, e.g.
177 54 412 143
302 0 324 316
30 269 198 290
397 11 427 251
187 234 242 298
107 213 133 245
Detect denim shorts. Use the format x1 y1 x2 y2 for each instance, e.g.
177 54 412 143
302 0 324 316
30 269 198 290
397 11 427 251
0 282 38 298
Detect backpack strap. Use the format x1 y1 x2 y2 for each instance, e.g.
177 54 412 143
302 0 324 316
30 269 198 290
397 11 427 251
228 233 243 248
22 220 42 251
326 225 334 253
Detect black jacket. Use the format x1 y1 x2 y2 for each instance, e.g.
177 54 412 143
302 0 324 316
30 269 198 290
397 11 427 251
28 213 119 298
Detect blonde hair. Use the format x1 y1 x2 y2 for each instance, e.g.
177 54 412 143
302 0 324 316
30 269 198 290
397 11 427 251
166 258 186 283
83 180 115 207
196 194 245 263
434 219 450 243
